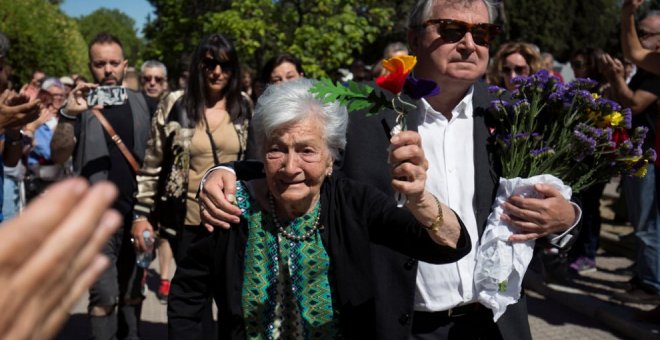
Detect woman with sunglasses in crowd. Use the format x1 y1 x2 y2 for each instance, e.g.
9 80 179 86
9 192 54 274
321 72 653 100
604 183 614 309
131 33 251 339
487 42 543 92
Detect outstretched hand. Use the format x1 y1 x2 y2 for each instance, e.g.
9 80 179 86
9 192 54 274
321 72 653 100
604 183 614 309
502 183 576 242
0 178 121 339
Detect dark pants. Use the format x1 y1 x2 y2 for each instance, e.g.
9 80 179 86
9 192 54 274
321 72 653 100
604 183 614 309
569 182 606 261
170 225 216 340
409 305 503 340
88 215 144 340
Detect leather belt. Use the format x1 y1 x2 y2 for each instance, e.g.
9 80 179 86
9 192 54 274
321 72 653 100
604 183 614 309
444 303 481 318
415 303 483 320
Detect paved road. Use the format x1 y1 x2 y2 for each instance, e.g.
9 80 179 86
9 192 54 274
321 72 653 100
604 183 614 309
55 265 625 340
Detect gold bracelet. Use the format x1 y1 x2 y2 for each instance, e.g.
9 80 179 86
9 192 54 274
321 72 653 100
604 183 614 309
423 194 444 232
132 216 148 224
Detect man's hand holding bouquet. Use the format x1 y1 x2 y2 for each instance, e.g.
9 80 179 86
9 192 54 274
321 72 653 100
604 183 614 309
474 70 655 320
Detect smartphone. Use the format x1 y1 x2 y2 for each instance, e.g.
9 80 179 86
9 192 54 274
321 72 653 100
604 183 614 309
87 86 127 107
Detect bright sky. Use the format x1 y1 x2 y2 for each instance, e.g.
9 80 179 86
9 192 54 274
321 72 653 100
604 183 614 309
60 0 156 36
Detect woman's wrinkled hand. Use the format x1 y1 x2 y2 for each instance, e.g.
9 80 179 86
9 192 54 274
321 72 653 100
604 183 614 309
389 130 428 203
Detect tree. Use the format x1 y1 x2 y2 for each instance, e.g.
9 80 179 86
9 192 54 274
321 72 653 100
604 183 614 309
503 0 620 62
142 0 231 82
0 0 88 85
144 0 393 78
76 8 143 67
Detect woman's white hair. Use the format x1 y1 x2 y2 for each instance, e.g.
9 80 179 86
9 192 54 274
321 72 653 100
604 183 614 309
252 78 348 160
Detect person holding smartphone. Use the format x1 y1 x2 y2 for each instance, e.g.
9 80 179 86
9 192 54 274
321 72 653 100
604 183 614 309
50 32 151 340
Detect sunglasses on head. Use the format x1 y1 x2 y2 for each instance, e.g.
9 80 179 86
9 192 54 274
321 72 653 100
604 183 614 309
142 76 164 83
502 65 529 75
202 58 233 71
419 19 501 46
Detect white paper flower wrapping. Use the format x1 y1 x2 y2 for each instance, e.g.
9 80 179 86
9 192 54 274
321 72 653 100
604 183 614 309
473 174 571 321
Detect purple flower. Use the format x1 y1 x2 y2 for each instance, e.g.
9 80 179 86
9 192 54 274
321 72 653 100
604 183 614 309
631 126 648 145
574 129 597 161
488 85 506 97
646 149 657 162
568 78 599 91
404 74 440 99
596 97 622 112
530 146 555 158
512 99 531 113
496 134 511 149
622 108 632 129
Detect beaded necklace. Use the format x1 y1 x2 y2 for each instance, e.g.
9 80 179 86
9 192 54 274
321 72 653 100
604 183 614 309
268 193 323 242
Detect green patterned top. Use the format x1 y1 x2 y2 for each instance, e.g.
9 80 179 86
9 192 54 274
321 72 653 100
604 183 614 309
236 181 341 339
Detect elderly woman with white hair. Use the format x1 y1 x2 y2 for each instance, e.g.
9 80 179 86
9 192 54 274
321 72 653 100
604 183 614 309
167 79 470 339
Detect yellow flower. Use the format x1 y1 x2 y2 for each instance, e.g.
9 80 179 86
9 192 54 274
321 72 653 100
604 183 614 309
603 111 624 127
633 160 649 177
382 55 417 75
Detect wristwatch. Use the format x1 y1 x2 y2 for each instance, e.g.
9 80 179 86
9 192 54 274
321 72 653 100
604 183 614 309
132 212 147 223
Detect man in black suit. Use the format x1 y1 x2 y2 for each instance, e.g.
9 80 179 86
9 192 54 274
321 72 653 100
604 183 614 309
199 0 580 338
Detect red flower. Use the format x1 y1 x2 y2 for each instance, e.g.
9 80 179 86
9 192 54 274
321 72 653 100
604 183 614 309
612 128 629 148
376 55 417 94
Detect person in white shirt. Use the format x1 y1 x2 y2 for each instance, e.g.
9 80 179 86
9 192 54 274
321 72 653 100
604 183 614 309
197 0 580 338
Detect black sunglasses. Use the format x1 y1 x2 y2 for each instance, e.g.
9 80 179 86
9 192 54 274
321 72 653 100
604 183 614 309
202 58 233 72
142 75 164 83
418 19 501 46
502 65 529 75
638 29 660 39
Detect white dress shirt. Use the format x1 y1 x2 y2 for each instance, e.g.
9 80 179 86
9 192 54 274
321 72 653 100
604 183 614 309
413 86 481 312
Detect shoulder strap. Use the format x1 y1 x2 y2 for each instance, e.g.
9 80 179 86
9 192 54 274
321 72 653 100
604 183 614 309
91 109 140 173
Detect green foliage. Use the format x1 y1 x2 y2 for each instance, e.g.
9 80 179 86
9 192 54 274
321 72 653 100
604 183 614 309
204 0 394 78
76 8 143 66
143 0 231 81
146 0 393 79
503 0 620 62
0 0 88 85
310 78 390 114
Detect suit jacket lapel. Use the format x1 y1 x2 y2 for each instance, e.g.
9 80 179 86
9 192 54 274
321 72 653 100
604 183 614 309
472 81 498 236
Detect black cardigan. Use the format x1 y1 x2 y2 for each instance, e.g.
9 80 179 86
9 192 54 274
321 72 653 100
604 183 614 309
168 175 470 339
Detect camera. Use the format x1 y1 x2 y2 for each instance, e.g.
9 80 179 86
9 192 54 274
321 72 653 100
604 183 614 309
87 86 127 107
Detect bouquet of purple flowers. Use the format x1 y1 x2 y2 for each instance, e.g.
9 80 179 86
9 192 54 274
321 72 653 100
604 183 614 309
474 70 655 321
489 69 655 192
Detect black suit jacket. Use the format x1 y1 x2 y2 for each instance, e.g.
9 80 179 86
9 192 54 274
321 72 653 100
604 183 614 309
340 81 532 339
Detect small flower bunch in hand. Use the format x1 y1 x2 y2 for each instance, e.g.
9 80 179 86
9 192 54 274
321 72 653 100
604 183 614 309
310 55 439 122
310 55 439 206
488 69 655 193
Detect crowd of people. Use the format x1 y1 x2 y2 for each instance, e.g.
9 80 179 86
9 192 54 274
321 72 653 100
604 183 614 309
0 0 658 339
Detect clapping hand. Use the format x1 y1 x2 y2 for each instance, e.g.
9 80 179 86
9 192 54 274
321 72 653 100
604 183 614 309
0 90 40 130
